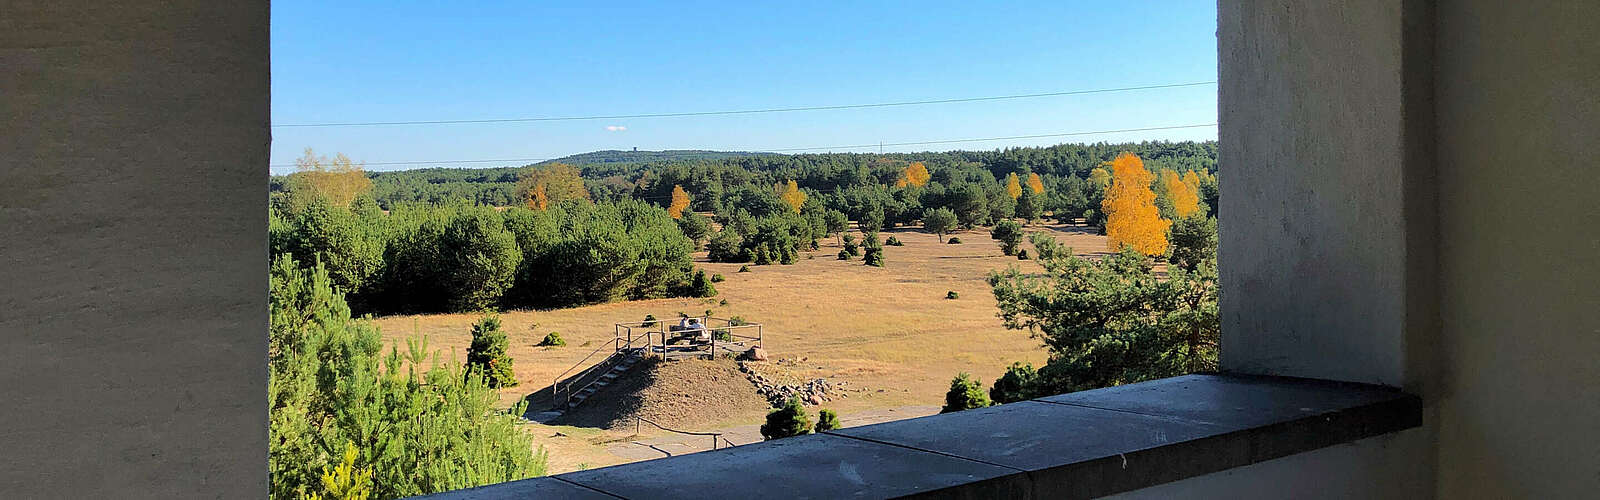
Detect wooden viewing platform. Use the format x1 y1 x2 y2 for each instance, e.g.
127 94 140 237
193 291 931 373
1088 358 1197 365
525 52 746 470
549 316 764 411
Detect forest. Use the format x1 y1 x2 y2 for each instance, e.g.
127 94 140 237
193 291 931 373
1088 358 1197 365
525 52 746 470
268 141 1217 316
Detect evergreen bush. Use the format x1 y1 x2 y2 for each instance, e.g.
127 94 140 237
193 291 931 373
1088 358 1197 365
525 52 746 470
940 372 991 413
988 362 1040 404
814 409 841 432
538 331 566 347
760 397 812 440
466 312 517 388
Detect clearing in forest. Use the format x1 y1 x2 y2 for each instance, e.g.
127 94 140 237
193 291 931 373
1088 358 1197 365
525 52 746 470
371 221 1109 472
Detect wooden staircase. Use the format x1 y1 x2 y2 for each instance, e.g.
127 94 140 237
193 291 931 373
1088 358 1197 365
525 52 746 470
564 348 645 410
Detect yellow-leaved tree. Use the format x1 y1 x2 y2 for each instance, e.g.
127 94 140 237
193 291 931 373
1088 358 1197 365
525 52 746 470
1181 170 1201 192
1161 170 1201 218
1026 172 1045 194
776 180 806 213
668 185 691 219
1102 152 1169 255
292 148 372 207
1005 173 1023 199
902 162 931 188
517 163 589 210
528 185 550 210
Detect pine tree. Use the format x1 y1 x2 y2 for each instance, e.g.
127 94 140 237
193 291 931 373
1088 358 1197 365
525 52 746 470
269 256 546 499
990 220 1024 256
668 185 691 219
466 312 517 388
922 207 958 243
1101 153 1170 256
1016 185 1042 223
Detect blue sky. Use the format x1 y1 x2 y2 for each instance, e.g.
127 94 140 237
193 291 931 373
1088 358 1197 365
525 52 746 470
271 1 1217 172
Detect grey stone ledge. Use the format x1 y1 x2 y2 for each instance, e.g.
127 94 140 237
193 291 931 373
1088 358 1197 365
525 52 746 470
415 373 1421 499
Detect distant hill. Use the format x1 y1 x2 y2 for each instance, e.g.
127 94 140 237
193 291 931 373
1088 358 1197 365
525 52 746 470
537 149 777 166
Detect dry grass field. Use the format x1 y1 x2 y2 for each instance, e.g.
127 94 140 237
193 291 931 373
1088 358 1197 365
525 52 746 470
371 221 1111 472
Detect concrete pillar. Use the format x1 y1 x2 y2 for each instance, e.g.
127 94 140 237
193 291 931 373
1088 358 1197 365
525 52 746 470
1218 0 1437 390
0 1 268 496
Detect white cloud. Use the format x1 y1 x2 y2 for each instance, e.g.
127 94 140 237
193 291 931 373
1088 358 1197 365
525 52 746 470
605 125 627 132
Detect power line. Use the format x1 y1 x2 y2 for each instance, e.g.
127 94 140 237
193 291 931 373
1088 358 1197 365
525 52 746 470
268 123 1216 170
271 81 1217 128
271 157 553 169
762 123 1217 152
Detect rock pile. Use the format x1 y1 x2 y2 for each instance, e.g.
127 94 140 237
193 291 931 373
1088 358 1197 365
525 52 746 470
738 361 846 407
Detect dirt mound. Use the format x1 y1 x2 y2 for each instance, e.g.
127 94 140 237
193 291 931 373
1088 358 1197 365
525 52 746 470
554 357 772 431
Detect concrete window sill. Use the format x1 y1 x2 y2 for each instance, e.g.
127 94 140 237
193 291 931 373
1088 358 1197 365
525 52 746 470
418 374 1421 499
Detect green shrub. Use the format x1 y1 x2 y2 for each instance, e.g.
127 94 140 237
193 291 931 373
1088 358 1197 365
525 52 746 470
988 362 1040 404
940 372 991 413
738 265 750 273
466 312 518 388
538 331 566 347
1017 249 1030 260
990 220 1024 256
814 409 841 432
760 397 812 440
946 291 960 300
729 315 748 326
837 249 851 260
884 236 904 246
947 237 962 244
710 273 725 283
641 314 658 327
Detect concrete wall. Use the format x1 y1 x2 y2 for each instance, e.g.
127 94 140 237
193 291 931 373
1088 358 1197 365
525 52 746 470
0 1 268 497
1156 0 1598 498
1217 0 1436 389
1433 1 1600 497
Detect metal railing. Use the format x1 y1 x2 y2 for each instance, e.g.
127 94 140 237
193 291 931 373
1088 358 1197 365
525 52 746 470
551 329 653 410
635 416 725 452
